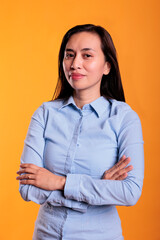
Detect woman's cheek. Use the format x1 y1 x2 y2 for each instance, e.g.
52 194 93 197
63 61 70 77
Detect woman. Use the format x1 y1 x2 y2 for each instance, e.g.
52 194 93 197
16 24 144 240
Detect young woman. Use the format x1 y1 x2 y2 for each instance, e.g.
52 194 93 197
16 24 144 240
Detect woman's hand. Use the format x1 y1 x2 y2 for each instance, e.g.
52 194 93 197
16 164 66 191
102 155 133 180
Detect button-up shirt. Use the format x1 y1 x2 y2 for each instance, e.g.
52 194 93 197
19 96 144 240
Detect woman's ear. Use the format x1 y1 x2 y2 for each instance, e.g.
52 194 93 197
103 62 111 75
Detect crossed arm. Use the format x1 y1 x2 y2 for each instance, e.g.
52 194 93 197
16 104 144 209
16 155 133 190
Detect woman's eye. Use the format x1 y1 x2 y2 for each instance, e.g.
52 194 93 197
65 53 74 59
83 54 92 58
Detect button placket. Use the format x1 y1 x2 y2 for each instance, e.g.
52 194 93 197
65 115 83 173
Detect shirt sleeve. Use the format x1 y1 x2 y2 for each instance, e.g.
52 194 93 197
64 109 144 206
19 104 88 213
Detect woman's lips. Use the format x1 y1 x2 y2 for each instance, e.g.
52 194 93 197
70 73 85 80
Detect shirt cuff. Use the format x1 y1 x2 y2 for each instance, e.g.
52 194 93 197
64 174 82 201
47 187 88 213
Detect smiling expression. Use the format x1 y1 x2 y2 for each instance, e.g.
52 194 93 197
62 32 111 95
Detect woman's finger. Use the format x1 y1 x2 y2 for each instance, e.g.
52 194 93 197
17 167 37 175
19 179 35 185
103 156 126 178
20 163 39 169
107 155 126 173
16 173 35 180
115 173 128 180
115 155 126 165
111 165 133 180
108 157 131 177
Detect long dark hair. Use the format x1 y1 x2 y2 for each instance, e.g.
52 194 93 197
52 24 125 102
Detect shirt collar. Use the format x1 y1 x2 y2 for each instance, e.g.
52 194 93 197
59 95 76 109
90 96 110 117
59 95 110 118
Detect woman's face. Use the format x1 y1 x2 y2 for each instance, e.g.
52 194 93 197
63 32 110 95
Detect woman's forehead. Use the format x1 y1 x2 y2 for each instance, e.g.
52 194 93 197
65 32 102 51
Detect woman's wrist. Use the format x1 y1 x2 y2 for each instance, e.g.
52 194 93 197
58 176 66 190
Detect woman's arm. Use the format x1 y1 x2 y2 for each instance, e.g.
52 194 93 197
63 109 144 206
17 104 88 212
17 155 132 189
18 103 143 207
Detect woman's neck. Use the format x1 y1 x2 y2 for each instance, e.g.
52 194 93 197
73 90 101 109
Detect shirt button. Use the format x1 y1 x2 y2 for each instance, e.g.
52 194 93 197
77 143 79 146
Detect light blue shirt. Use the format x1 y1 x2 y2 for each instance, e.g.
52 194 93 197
19 96 144 240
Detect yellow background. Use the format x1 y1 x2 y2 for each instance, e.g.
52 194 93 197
0 0 160 239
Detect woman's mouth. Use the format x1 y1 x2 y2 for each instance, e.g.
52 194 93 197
70 73 85 80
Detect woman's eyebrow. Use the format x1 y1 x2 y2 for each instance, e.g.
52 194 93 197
81 48 95 52
65 48 74 52
65 48 95 52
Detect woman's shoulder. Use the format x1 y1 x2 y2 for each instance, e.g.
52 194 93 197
42 99 64 109
109 99 131 112
108 99 140 122
32 99 64 113
31 99 64 121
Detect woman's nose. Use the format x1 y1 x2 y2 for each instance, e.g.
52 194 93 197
71 55 82 69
